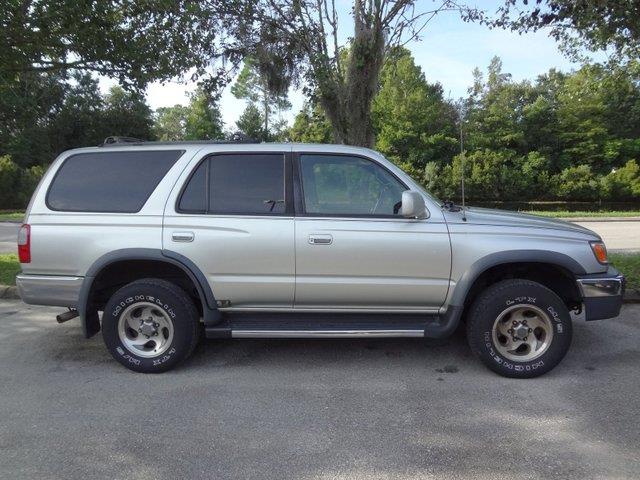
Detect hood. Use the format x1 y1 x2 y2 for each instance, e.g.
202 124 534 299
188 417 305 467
444 206 600 239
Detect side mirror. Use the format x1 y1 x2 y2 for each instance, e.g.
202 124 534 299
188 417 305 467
400 191 427 219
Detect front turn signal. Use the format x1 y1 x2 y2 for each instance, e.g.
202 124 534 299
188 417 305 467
590 241 608 264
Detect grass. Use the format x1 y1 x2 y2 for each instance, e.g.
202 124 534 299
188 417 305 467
609 253 640 291
0 254 20 286
522 210 640 218
0 210 24 222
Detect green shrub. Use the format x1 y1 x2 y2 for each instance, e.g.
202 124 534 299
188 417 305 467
600 160 640 200
552 165 601 200
0 156 46 209
0 156 20 209
18 165 46 206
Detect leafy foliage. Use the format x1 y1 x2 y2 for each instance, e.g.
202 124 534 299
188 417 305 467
153 89 224 141
1 0 224 90
372 48 458 171
224 1 480 146
494 1 640 65
236 104 267 141
0 72 154 168
231 58 291 141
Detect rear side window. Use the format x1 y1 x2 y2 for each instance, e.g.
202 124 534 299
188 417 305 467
178 160 207 213
47 150 183 212
178 153 286 215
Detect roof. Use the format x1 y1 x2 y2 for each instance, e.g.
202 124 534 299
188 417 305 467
93 137 379 156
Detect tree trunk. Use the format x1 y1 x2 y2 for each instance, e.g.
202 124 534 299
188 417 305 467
315 0 385 147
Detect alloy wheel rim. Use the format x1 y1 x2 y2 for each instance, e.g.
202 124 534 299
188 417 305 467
491 304 554 362
117 302 174 358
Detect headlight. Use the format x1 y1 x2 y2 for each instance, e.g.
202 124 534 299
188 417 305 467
590 241 608 264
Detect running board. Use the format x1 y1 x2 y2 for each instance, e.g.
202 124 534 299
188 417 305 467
231 329 424 338
204 312 446 339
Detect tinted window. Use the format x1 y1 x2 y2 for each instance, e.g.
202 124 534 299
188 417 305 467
209 154 285 214
178 160 207 213
300 155 406 216
47 150 183 212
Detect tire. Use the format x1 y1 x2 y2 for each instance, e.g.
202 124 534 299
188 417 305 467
102 278 200 373
466 279 572 379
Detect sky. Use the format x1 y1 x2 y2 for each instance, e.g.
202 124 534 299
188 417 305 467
106 1 588 129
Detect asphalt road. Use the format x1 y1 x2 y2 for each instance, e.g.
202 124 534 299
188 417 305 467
1 300 639 479
576 220 640 251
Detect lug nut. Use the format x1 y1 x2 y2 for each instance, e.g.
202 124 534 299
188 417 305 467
528 328 532 332
524 336 528 341
512 320 517 325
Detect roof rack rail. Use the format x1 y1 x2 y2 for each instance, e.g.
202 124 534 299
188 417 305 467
101 136 145 146
99 134 261 147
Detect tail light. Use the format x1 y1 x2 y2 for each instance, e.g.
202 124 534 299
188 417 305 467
17 224 30 263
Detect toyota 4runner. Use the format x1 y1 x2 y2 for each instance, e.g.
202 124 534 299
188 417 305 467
16 140 624 377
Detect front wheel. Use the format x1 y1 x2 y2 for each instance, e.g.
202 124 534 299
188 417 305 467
102 278 200 373
466 279 572 378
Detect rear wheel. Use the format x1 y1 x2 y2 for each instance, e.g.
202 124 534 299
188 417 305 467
102 278 199 373
466 279 572 378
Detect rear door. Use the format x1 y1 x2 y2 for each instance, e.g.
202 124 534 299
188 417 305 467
293 152 451 311
163 149 295 309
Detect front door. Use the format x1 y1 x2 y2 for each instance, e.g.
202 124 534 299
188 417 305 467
163 151 295 309
294 153 451 311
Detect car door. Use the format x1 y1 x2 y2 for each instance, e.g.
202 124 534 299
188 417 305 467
163 150 295 309
294 152 451 311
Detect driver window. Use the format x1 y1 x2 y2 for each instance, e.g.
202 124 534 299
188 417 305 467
300 154 406 216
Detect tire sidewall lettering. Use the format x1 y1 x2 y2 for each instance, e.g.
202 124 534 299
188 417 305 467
110 294 178 365
112 294 176 319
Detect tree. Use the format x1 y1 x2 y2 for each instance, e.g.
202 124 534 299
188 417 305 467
0 71 107 167
495 1 640 64
372 48 458 171
231 58 291 140
1 0 224 90
101 86 154 140
183 89 224 140
154 106 189 141
151 90 224 141
225 0 480 146
289 102 333 144
236 104 266 140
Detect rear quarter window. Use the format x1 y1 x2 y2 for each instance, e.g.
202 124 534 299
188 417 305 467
47 150 183 212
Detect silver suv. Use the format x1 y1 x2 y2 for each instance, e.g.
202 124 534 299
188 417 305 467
16 140 624 377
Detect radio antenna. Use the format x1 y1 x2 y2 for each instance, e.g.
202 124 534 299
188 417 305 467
458 102 467 221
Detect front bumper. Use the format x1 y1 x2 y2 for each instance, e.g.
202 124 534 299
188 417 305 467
576 267 625 321
16 274 83 307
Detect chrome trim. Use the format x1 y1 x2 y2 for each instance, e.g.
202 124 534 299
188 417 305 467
308 234 333 245
221 307 440 313
231 329 424 338
16 274 83 307
171 231 195 242
577 275 624 298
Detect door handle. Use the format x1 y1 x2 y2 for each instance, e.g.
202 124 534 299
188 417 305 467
172 231 195 242
309 234 332 245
